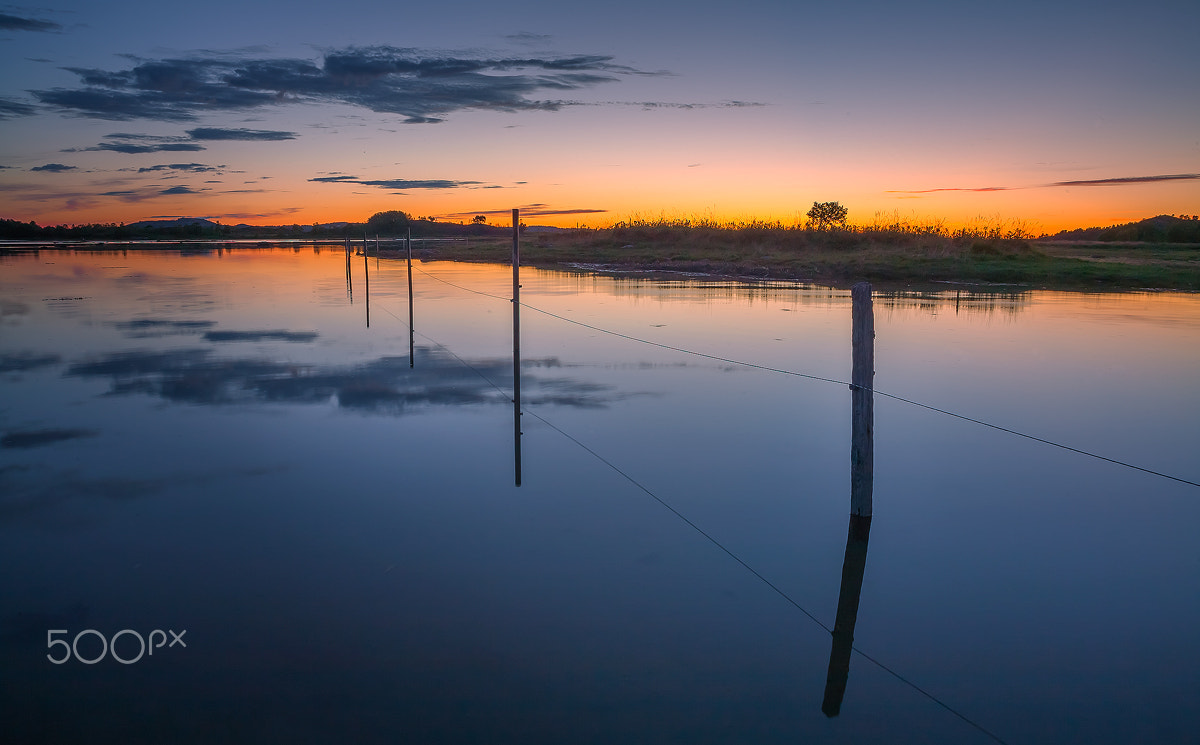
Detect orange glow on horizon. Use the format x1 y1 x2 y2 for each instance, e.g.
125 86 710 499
5 177 1196 235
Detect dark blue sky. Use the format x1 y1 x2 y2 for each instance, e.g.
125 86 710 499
1 0 1197 228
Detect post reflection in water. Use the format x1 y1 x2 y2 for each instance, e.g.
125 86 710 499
363 237 370 328
407 228 415 368
823 282 874 718
344 237 353 302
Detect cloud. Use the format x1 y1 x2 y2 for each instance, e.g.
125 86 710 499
0 13 61 32
0 97 36 119
30 163 76 172
890 173 1200 194
185 127 296 141
66 133 206 154
887 185 1012 194
441 206 607 219
137 163 221 173
99 190 155 202
597 100 766 110
65 129 292 156
208 208 303 220
522 207 608 216
505 32 552 46
1051 174 1200 187
86 141 207 154
310 175 483 190
97 185 207 202
31 46 665 123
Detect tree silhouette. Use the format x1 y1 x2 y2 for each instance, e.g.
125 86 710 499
807 201 848 230
472 215 487 224
365 210 411 235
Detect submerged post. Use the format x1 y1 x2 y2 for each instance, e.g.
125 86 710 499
512 208 522 486
822 281 876 717
407 227 414 368
851 282 874 517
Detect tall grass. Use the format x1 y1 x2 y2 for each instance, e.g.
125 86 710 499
604 210 1035 242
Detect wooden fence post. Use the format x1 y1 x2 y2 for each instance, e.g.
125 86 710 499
851 282 874 517
512 208 522 486
823 283 877 716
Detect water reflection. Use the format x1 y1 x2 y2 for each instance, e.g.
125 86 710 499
2 246 1198 744
822 513 872 717
536 267 1032 317
0 352 61 372
1 428 97 449
112 319 217 338
875 288 1030 317
64 345 617 410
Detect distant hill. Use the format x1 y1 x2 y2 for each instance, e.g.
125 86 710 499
1049 215 1200 243
127 217 221 230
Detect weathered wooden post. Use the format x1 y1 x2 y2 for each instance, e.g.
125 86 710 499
851 281 874 517
406 227 414 368
512 208 522 486
822 280 876 717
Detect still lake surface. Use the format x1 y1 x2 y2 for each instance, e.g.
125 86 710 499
1 244 1198 744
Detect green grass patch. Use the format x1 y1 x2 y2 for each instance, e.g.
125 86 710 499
403 227 1199 291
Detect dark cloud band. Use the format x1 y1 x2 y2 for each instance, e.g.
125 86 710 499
310 175 483 190
890 174 1200 194
0 13 61 32
186 127 295 141
32 46 661 124
0 98 37 119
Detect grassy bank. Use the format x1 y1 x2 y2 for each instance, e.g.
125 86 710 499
399 224 1200 291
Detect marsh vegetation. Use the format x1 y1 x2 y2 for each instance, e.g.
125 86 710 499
406 214 1200 290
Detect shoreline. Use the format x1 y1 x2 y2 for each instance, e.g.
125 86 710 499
3 237 1198 292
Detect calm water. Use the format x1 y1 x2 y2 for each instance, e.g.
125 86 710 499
2 245 1198 744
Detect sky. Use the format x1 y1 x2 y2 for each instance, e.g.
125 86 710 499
0 0 1197 231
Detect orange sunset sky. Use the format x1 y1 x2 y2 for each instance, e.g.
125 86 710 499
1 0 1197 232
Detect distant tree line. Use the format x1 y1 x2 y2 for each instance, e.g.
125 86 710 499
0 211 515 241
1050 214 1200 243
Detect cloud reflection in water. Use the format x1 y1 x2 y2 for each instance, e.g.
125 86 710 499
65 345 617 410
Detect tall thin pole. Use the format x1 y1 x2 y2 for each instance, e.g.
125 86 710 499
512 208 522 486
407 227 414 368
850 282 874 517
363 236 370 328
